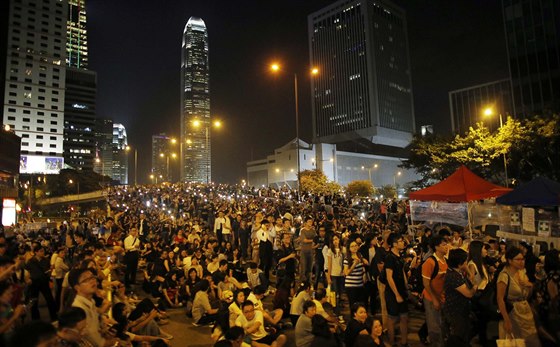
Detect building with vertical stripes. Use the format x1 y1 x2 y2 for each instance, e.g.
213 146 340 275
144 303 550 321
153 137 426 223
502 0 560 116
449 79 514 134
308 0 415 148
180 17 210 183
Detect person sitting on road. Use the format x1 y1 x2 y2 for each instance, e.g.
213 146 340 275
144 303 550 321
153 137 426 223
235 300 287 347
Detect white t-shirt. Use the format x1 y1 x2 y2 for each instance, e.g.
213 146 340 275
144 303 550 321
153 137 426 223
235 310 267 340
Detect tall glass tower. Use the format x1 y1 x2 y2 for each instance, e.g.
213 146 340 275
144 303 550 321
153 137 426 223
181 17 210 183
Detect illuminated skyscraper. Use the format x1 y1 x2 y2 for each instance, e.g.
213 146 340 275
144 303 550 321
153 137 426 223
66 0 88 69
180 16 210 183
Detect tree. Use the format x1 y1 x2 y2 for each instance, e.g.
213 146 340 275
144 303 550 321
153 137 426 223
378 185 397 199
299 169 341 195
401 114 560 188
346 180 375 197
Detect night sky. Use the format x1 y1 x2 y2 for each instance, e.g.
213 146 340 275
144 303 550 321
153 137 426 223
87 0 508 184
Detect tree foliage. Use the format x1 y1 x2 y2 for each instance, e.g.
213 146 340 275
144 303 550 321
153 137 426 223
299 169 341 195
378 185 397 199
346 180 375 197
401 114 560 188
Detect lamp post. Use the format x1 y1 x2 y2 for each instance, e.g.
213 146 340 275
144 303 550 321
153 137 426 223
95 157 105 186
159 152 177 182
69 179 80 195
483 107 509 187
125 145 137 186
270 63 318 199
361 163 379 185
393 171 401 197
192 119 221 184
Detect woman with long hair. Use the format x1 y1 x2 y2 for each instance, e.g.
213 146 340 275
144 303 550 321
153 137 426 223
326 234 344 309
468 240 491 347
497 246 540 347
344 239 368 308
228 290 245 328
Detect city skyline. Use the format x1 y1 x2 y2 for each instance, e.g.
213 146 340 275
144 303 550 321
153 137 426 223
87 0 508 184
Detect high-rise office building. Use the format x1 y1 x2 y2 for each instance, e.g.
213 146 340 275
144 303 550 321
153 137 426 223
1 0 67 174
449 79 514 133
308 0 415 148
151 133 171 181
63 0 96 171
66 0 87 69
502 0 560 116
180 16 210 183
112 123 128 184
63 67 96 170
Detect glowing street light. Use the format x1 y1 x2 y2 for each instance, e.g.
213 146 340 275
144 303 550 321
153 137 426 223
125 145 138 185
269 61 319 197
191 118 223 183
483 106 508 187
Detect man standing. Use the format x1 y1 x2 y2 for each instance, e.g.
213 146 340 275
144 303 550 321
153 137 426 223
70 268 114 347
123 227 140 288
213 211 226 245
299 217 316 282
422 235 448 347
384 233 409 347
138 212 150 242
26 245 58 321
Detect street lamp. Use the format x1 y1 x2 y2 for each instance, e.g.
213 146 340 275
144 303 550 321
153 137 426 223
159 152 177 182
393 171 402 196
191 119 222 183
270 62 319 199
483 107 509 187
125 145 138 186
361 163 379 185
68 179 80 195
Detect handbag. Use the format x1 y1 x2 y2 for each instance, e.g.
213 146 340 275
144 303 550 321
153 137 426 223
326 285 337 307
496 334 526 347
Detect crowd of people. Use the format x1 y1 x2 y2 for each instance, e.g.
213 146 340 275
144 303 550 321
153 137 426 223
0 182 558 347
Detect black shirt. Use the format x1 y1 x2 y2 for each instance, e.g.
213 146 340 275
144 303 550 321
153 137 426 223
384 251 406 295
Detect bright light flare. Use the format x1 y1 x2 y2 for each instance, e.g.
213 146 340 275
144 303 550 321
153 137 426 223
270 63 280 72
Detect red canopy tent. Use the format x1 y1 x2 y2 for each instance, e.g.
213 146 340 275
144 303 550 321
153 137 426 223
409 165 510 202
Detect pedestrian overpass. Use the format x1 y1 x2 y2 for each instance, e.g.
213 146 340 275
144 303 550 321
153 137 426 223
36 190 107 206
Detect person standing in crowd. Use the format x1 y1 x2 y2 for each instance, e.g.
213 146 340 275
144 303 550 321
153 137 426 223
468 240 491 347
313 226 328 289
123 227 141 288
54 247 70 312
26 244 58 321
422 235 448 347
257 219 275 282
326 234 344 309
299 217 316 283
384 233 409 347
344 239 368 308
497 246 541 347
214 211 227 246
138 212 150 242
443 248 476 347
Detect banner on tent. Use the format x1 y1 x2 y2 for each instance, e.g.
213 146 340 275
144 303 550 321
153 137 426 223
409 201 468 226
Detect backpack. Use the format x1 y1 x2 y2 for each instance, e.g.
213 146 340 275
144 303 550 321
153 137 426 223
411 255 439 293
475 266 512 321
